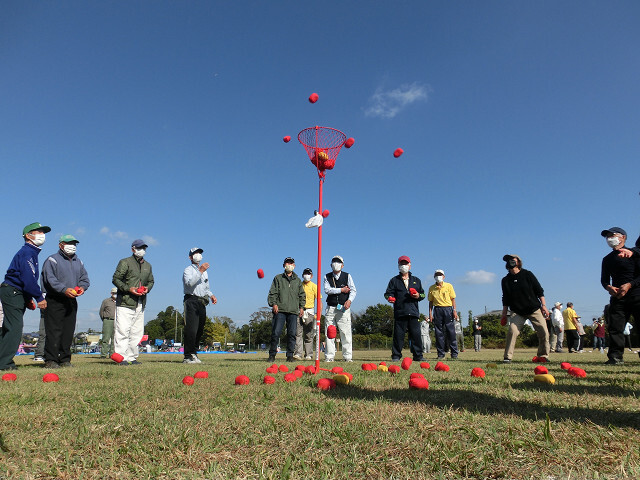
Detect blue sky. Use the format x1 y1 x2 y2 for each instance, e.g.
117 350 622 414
1 1 639 332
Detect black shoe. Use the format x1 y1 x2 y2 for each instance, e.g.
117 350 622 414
43 361 60 369
286 357 294 362
450 356 458 360
437 356 445 360
604 358 624 365
117 361 131 366
391 357 401 361
413 357 424 362
60 362 74 368
267 356 276 362
503 359 511 364
130 360 142 365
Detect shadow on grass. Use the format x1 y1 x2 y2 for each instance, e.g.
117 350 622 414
324 383 640 430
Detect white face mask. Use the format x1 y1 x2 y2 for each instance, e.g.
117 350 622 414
30 233 46 246
284 264 295 273
63 244 77 255
398 264 410 274
192 253 202 263
133 248 146 258
332 262 342 272
606 236 621 248
303 274 311 282
435 275 444 284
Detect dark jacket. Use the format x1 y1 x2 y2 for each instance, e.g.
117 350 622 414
501 268 544 316
41 250 90 298
112 255 154 309
601 248 640 299
267 272 305 314
3 243 45 302
384 273 425 318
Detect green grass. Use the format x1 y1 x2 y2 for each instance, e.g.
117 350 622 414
1 348 639 479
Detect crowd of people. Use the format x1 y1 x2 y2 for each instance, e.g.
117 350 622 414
0 222 639 371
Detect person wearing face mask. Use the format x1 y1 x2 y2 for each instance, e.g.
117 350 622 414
428 269 459 360
99 288 118 358
384 256 426 362
267 257 306 362
40 234 90 368
0 223 50 371
182 247 218 364
323 255 357 362
562 302 580 353
293 268 318 360
112 239 154 366
600 227 640 365
500 254 550 364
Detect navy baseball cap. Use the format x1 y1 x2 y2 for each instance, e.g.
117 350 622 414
189 247 203 256
600 227 626 237
131 239 148 248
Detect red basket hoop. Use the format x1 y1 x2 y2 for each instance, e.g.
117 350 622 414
298 126 347 177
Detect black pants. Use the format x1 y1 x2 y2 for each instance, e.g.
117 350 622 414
433 306 458 357
392 315 423 360
565 330 580 353
183 296 206 357
608 295 640 361
44 296 78 364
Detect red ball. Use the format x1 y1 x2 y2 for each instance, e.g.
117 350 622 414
388 296 396 303
409 377 429 390
263 375 276 384
401 358 412 370
471 367 486 378
344 137 355 148
331 366 344 374
43 373 59 383
305 365 317 374
435 362 450 372
308 92 319 103
278 365 289 373
283 135 291 143
194 371 209 379
182 376 195 386
534 366 548 375
327 325 337 339
266 366 278 374
420 362 431 369
410 372 425 380
388 365 400 374
295 365 305 371
257 268 264 279
293 370 304 378
2 373 17 381
322 209 330 218
393 148 404 158
110 352 124 363
317 378 336 390
234 375 250 385
561 362 572 370
284 373 297 382
409 288 418 295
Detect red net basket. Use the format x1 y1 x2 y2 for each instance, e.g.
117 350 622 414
298 126 347 176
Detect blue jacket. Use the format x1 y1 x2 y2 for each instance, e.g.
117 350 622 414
41 250 90 298
3 243 46 302
384 273 426 318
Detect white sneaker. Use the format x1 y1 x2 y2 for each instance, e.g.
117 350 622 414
292 354 302 360
304 356 313 360
325 358 334 362
344 359 353 362
183 356 198 364
193 355 202 364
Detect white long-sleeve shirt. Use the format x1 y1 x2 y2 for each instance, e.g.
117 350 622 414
183 264 214 298
551 307 563 328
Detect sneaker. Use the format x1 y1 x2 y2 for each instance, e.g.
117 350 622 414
391 357 401 361
604 358 623 365
117 361 131 366
60 362 74 368
183 357 198 364
503 359 511 364
286 357 294 362
450 356 458 360
130 360 142 365
555 349 563 353
325 358 334 363
191 355 202 364
304 355 313 360
267 355 276 362
344 359 353 362
292 354 302 360
33 356 44 362
43 361 60 369
437 356 445 360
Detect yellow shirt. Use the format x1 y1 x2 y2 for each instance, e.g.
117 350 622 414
302 281 318 309
562 307 578 330
427 282 456 307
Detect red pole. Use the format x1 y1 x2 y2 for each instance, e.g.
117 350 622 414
315 176 323 374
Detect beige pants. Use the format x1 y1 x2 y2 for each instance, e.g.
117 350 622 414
503 309 550 360
294 308 316 358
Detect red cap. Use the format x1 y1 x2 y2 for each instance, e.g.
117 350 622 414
398 255 411 264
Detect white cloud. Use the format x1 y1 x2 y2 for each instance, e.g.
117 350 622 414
100 226 110 234
460 270 496 285
142 235 159 246
75 227 86 235
364 82 431 119
100 227 129 243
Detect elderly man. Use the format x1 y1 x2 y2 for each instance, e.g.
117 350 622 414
600 227 640 365
550 302 564 352
384 255 425 361
99 288 118 357
428 269 459 360
41 234 90 368
500 254 550 363
112 239 154 366
324 255 357 362
182 247 217 364
0 222 50 371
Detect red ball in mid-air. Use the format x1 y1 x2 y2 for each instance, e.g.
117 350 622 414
344 137 355 148
327 325 337 339
257 269 264 279
322 209 330 218
393 148 404 158
308 92 319 103
283 136 291 143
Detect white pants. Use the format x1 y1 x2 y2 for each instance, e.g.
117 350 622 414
114 304 144 362
324 306 352 360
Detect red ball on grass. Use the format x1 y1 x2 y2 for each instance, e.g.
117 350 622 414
471 367 486 378
388 365 401 374
317 378 336 390
409 377 429 390
266 366 278 374
293 370 303 378
561 362 572 370
534 366 548 375
110 352 124 363
234 375 250 385
182 376 195 386
43 373 59 383
278 365 289 373
2 373 17 381
194 371 209 379
401 358 412 370
420 362 431 369
284 373 297 382
410 372 425 380
331 366 344 374
263 375 276 384
435 362 450 372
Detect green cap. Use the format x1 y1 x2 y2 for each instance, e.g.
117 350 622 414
59 234 79 244
22 222 51 236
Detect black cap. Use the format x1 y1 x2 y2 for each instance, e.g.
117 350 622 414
189 247 204 256
283 257 295 265
303 268 313 275
600 227 626 237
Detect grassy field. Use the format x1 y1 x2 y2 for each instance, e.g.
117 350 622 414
1 348 639 480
